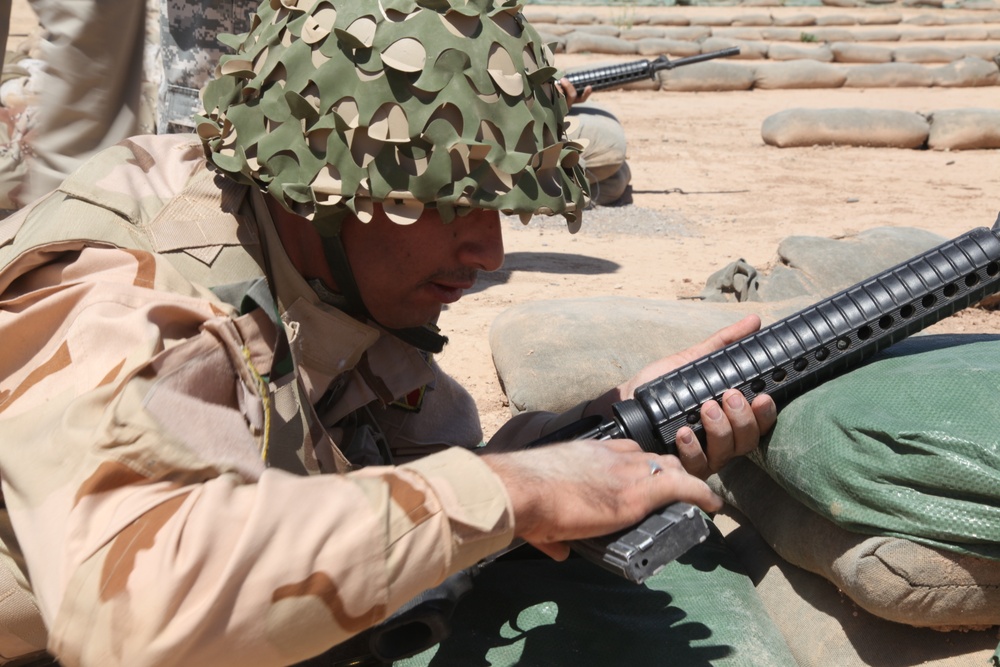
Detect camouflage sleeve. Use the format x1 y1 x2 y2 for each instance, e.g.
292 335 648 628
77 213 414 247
0 244 514 666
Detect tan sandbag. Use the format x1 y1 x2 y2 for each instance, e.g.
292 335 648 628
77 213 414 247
710 26 767 41
773 13 818 26
531 23 573 36
659 26 712 41
761 107 929 148
712 458 1000 630
831 42 894 63
762 27 818 41
557 13 599 25
843 62 935 87
767 43 835 62
860 11 903 25
522 10 557 24
572 24 621 37
927 108 1000 150
688 15 733 27
752 61 847 89
563 32 636 56
618 26 666 41
852 27 903 40
646 14 692 27
713 504 1000 667
809 26 857 41
489 297 785 415
732 13 773 26
894 45 967 63
932 57 1000 87
700 36 768 60
635 38 701 58
659 61 755 91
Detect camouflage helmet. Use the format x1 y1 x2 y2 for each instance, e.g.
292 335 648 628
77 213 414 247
197 0 590 234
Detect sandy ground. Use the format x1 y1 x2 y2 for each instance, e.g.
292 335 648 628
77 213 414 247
6 1 1000 440
442 60 1000 439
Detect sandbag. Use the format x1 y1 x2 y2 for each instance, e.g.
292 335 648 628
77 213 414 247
927 108 1000 150
751 333 1000 561
932 57 1000 87
712 504 1000 666
761 108 929 148
752 60 847 90
713 457 1000 629
489 297 792 415
397 524 798 667
658 61 755 92
842 62 935 88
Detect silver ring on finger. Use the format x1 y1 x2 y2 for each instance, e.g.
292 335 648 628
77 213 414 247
648 460 663 476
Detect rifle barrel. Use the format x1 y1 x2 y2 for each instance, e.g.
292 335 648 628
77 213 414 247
563 46 740 92
656 46 741 71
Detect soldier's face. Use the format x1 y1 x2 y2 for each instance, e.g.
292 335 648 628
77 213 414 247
341 206 505 329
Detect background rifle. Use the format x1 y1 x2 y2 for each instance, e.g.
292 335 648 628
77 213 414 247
316 215 1000 665
564 46 741 92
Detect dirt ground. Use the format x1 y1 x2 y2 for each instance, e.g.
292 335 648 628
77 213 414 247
7 1 1000 440
445 48 1000 439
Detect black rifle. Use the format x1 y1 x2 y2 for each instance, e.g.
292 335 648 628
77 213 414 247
564 46 741 92
315 215 1000 666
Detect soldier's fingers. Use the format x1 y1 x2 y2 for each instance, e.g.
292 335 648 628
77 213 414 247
646 460 722 513
701 398 735 473
751 394 778 435
720 389 758 457
531 541 571 561
674 426 710 479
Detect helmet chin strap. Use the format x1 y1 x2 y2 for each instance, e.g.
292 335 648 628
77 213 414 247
319 234 448 354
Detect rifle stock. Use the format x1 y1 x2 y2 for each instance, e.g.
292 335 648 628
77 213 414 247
564 46 740 92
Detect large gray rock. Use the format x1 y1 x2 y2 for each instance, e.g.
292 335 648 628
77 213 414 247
700 226 949 302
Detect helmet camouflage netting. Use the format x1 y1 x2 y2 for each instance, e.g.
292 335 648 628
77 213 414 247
197 0 590 234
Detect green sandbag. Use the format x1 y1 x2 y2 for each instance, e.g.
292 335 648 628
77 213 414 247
754 333 1000 560
398 522 797 667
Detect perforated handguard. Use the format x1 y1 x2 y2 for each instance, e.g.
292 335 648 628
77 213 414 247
567 217 1000 581
591 219 1000 455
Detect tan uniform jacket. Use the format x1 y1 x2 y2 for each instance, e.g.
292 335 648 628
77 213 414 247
0 135 581 666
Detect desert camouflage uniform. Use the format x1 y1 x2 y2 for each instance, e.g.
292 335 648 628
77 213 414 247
157 0 255 134
18 0 146 204
0 134 585 666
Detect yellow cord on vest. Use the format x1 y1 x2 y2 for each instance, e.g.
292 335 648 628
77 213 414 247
243 346 272 462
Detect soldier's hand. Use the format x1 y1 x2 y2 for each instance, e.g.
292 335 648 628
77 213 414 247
584 314 777 479
483 439 721 560
556 77 592 107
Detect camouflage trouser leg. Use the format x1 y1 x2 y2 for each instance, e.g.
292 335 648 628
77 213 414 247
157 0 254 134
21 0 146 205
